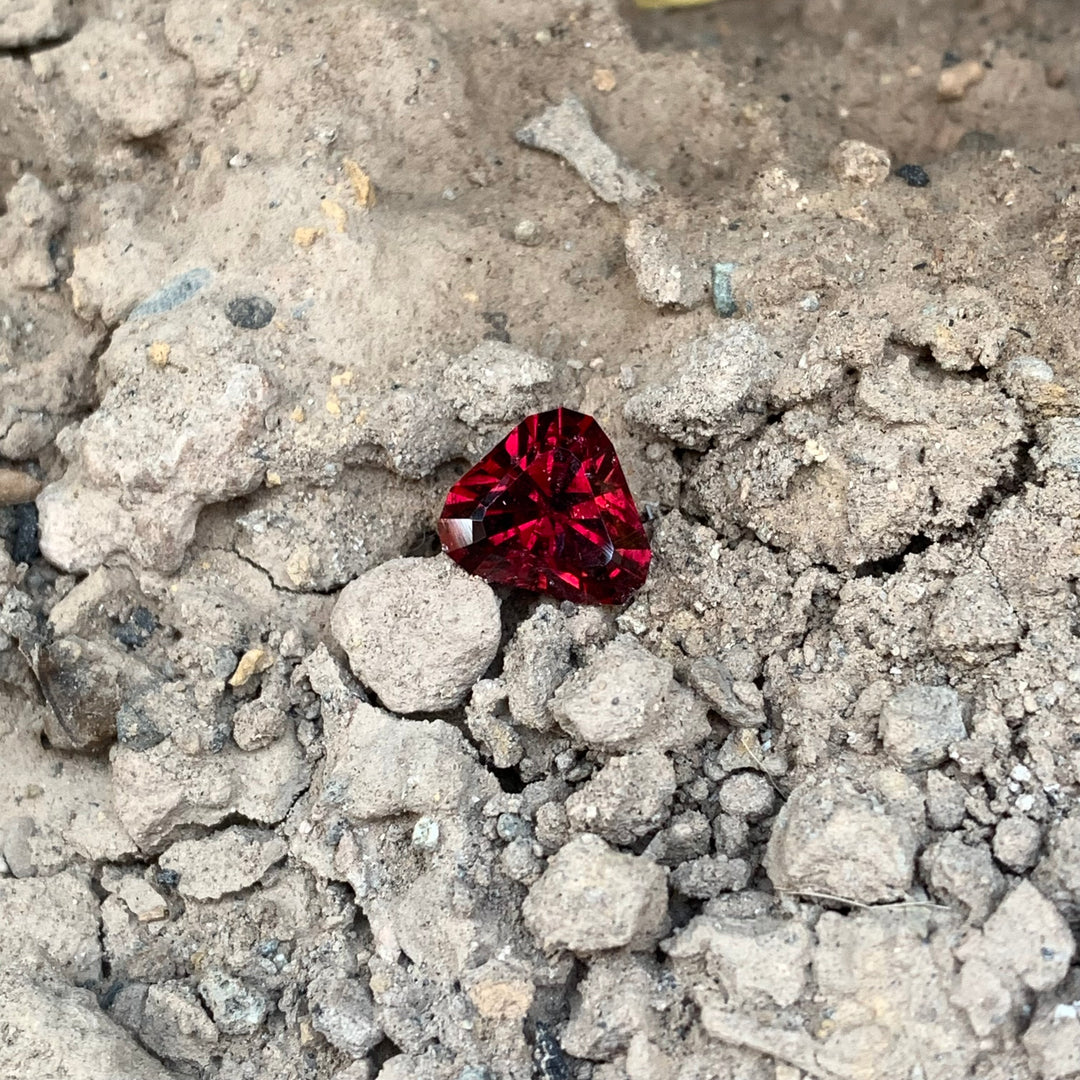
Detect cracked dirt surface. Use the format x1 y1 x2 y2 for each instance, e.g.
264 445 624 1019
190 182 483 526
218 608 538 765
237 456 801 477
3 0 1080 1078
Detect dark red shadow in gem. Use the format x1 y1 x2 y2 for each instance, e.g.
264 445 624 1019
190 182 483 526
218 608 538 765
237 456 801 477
437 408 652 605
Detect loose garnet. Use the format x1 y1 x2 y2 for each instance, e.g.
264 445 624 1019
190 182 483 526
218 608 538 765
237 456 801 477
437 408 652 605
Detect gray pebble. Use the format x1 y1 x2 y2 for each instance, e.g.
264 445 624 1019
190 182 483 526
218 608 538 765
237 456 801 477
993 816 1042 872
225 296 276 330
129 268 212 319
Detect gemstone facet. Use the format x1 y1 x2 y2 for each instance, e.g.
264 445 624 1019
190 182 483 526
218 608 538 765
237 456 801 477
437 408 652 605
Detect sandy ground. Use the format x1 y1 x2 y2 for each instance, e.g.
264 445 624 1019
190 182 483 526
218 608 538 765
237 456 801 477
3 0 1080 1077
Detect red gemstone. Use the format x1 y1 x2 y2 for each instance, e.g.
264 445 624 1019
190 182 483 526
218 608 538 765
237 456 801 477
437 408 652 605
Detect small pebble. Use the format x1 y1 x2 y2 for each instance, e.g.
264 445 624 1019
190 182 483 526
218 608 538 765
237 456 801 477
895 164 930 187
993 816 1041 872
937 59 985 101
1006 355 1054 383
412 817 440 851
513 219 542 246
712 261 737 317
225 296 276 330
829 139 891 185
129 267 212 319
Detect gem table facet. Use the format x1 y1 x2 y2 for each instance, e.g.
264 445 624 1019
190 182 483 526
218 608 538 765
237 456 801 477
437 408 652 605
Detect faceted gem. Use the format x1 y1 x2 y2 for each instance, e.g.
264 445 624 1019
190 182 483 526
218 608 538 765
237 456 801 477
437 408 652 605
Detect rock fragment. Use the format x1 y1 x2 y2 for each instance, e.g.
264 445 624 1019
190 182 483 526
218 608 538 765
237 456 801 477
33 636 149 751
159 826 287 900
1034 817 1080 917
0 0 76 47
993 816 1041 872
198 970 269 1035
322 701 497 822
503 605 573 730
625 323 776 450
764 777 916 903
164 0 244 83
235 468 438 593
0 174 66 289
441 341 555 431
1036 417 1080 477
0 468 41 507
878 684 966 769
955 882 1074 1036
1024 1009 1080 1080
929 570 1022 656
0 290 102 461
938 59 985 100
921 834 1004 923
624 219 710 309
516 95 657 206
307 969 383 1057
522 833 668 953
50 20 194 138
140 981 218 1068
231 697 288 751
38 361 274 573
330 556 500 714
0 869 101 983
926 770 967 830
552 634 709 753
562 953 671 1059
0 967 173 1080
128 267 213 320
69 233 172 325
564 749 676 844
113 877 168 923
111 731 310 851
717 772 774 819
688 656 767 728
666 909 812 1008
829 139 891 185
670 854 752 898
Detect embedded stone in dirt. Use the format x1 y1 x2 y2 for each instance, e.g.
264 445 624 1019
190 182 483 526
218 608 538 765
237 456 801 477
111 730 310 851
197 970 269 1036
0 967 174 1080
829 139 891 185
306 969 383 1058
954 881 1074 1038
552 634 709 753
502 605 573 731
522 833 668 954
438 408 652 606
158 826 287 901
0 869 102 984
320 700 497 821
49 19 194 139
564 749 676 845
764 777 916 904
878 684 966 769
516 95 657 206
330 556 500 713
0 0 76 47
37 361 274 573
224 296 276 330
624 323 777 450
993 816 1042 873
440 340 555 432
665 907 813 1008
623 218 710 310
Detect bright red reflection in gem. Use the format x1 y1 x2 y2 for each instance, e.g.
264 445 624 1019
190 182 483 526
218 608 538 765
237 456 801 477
437 408 652 605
